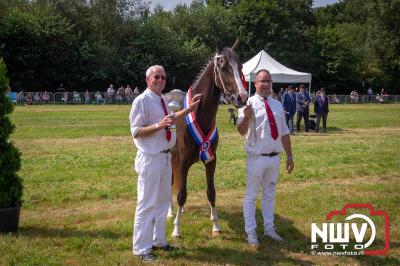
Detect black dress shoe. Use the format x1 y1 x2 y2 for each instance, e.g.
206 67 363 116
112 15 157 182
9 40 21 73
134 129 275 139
137 254 156 262
152 244 178 252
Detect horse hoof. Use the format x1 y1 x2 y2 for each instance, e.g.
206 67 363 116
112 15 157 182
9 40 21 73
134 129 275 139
171 233 181 238
212 230 222 237
167 212 174 219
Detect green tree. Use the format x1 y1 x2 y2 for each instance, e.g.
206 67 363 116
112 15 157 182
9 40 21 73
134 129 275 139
230 0 315 75
0 7 83 90
314 26 360 92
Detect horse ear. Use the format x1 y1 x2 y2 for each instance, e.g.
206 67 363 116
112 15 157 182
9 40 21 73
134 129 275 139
231 38 239 50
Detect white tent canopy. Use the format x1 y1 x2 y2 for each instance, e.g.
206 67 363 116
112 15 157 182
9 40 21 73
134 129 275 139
242 50 312 84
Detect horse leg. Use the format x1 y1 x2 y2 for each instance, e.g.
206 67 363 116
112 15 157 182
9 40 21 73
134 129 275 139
167 195 174 218
172 163 189 238
205 159 222 235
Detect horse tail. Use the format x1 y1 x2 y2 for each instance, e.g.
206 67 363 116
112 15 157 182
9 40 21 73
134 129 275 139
172 151 181 194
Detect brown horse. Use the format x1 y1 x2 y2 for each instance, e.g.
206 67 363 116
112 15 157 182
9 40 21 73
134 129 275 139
169 40 247 237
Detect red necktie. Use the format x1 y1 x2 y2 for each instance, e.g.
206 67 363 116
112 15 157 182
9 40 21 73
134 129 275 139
160 97 171 141
264 99 278 140
240 72 247 90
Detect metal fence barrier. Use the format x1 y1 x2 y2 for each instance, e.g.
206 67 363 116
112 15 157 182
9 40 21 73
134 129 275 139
15 91 139 104
13 92 400 105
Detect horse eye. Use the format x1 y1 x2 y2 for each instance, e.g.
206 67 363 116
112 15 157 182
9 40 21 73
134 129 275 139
219 57 226 66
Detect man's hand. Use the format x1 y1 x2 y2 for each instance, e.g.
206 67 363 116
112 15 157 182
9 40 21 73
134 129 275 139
243 104 252 120
159 114 175 128
286 158 294 174
189 93 202 112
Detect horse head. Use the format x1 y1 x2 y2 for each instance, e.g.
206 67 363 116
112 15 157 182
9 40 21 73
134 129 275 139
213 39 248 106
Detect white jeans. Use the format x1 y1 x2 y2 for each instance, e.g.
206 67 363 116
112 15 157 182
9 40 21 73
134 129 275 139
243 155 280 234
133 150 172 255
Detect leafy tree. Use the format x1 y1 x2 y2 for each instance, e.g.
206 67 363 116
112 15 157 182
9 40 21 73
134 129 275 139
0 7 83 90
230 0 315 75
314 26 360 92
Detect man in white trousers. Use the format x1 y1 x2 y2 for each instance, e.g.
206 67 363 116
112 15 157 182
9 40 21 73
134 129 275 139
237 69 294 246
129 65 201 261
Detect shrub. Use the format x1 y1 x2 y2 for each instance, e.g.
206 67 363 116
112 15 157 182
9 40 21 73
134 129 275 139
0 57 22 208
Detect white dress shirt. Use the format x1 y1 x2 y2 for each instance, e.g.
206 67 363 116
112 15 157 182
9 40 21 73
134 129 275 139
129 88 176 154
237 93 289 156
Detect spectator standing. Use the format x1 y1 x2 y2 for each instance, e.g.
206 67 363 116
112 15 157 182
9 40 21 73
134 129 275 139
282 85 296 134
367 87 373 102
107 84 115 103
84 90 90 104
295 85 311 132
116 86 125 103
73 90 81 103
278 87 285 102
17 90 25 103
314 87 329 133
125 85 134 102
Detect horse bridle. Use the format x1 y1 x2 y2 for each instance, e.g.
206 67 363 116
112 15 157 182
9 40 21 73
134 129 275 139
213 54 229 94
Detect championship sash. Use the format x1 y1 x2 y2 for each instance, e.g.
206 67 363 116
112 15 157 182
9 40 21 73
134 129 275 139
184 88 218 163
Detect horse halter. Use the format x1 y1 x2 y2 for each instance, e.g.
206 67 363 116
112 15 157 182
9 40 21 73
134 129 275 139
213 54 229 94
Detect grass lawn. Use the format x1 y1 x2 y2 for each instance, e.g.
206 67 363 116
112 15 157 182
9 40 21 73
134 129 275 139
1 103 399 265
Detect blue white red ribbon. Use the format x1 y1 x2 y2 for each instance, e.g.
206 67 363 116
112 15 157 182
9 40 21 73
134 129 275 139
184 88 218 163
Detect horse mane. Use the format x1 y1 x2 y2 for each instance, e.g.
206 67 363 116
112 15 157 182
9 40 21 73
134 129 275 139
190 54 214 91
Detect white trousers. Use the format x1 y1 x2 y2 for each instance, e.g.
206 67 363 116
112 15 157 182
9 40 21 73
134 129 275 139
243 155 280 234
133 150 172 255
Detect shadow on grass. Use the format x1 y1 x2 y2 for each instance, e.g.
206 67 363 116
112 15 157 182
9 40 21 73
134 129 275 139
18 226 130 239
174 207 400 265
184 209 313 265
354 240 400 265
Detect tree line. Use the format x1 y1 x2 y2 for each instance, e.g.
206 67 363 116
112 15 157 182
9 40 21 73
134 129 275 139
0 0 399 94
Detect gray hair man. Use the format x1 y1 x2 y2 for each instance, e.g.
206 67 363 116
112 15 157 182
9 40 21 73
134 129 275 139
129 65 201 261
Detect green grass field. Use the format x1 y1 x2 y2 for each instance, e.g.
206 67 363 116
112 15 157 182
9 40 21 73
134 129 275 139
1 103 400 265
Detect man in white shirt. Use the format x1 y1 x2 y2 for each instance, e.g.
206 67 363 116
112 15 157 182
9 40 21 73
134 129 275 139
129 65 201 261
237 69 294 246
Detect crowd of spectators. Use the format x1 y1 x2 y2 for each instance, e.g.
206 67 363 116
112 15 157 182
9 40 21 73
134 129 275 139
15 83 141 105
11 83 398 106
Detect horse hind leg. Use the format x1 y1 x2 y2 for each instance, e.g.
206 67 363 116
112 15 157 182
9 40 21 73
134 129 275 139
205 159 222 236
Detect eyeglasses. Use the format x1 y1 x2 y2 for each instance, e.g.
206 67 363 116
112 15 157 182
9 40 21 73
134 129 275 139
153 75 166 81
255 80 273 84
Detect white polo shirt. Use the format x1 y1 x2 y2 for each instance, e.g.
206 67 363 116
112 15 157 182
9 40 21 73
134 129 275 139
129 88 177 154
237 93 289 156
